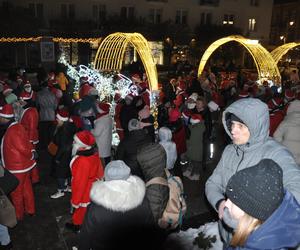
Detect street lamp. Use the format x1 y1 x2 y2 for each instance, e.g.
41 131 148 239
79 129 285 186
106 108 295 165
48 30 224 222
280 35 286 44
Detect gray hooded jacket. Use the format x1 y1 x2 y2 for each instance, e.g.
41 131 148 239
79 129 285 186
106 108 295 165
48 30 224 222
206 98 300 210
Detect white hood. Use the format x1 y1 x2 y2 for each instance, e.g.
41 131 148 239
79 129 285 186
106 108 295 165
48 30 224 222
90 175 146 212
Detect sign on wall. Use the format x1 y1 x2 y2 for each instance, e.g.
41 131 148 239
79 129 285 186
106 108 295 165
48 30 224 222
40 41 55 62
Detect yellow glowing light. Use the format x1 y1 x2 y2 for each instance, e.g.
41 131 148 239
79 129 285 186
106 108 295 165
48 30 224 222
93 32 158 91
271 42 300 64
0 37 101 43
197 35 281 84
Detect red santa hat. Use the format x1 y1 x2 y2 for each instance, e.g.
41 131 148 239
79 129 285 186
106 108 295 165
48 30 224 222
0 104 14 119
238 90 249 99
56 109 69 122
96 102 110 114
73 130 95 149
170 78 177 85
79 76 89 85
285 89 295 100
190 114 203 124
169 108 181 122
3 84 13 96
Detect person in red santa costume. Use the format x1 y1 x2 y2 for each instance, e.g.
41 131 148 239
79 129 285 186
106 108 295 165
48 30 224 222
0 103 37 220
79 76 93 100
19 97 40 184
65 130 104 233
19 81 37 103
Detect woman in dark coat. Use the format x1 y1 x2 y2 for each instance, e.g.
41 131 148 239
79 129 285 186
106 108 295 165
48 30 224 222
78 160 159 250
116 119 152 179
137 143 169 224
50 110 77 199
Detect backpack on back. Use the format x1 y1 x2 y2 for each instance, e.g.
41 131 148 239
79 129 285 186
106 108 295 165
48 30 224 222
146 169 187 230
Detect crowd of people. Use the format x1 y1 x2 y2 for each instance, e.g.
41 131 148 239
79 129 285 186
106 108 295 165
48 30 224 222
0 64 300 250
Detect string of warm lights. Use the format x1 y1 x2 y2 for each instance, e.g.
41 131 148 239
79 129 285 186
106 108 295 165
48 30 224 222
0 37 43 42
0 37 101 43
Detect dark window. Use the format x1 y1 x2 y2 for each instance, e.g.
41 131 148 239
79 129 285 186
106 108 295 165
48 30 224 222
36 3 43 19
206 13 212 25
29 3 35 16
199 0 219 6
61 4 67 19
250 0 259 6
146 0 167 2
69 4 75 19
99 5 106 22
120 7 134 19
175 10 187 25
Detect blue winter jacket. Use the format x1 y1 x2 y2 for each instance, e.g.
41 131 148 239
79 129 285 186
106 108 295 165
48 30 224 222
226 191 300 250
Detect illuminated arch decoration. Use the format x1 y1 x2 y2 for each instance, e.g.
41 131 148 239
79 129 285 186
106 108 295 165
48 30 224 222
198 35 281 83
94 32 158 91
271 42 300 64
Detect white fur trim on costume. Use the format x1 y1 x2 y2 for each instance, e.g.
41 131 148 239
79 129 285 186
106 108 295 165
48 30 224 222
90 176 146 212
56 113 69 122
71 202 90 209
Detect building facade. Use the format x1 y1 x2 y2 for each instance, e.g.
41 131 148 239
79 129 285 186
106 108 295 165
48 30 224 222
270 0 300 45
0 0 274 69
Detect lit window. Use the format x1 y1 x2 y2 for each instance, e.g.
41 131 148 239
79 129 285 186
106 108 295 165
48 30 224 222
248 18 256 31
223 14 234 25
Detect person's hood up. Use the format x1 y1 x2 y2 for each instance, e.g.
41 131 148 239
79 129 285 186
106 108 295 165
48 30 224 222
158 127 172 142
90 176 145 212
287 99 300 114
245 191 300 249
223 98 269 147
137 143 167 182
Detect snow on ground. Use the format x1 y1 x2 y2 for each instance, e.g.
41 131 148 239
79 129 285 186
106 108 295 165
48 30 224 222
167 222 223 250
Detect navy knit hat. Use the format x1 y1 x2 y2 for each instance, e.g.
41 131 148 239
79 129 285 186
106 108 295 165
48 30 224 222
226 159 284 221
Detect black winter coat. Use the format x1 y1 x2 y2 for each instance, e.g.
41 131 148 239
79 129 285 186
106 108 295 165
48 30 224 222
116 129 152 178
78 176 164 250
137 143 169 223
52 121 77 178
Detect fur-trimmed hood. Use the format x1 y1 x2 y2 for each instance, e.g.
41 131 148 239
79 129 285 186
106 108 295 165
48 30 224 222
90 176 146 212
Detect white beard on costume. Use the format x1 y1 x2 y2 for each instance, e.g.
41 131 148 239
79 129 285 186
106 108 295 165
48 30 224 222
25 87 32 93
72 143 82 156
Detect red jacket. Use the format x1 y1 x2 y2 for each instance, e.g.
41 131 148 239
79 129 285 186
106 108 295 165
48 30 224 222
114 102 123 131
172 125 187 155
20 107 39 145
1 122 36 173
70 152 104 208
79 83 93 99
269 111 284 136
